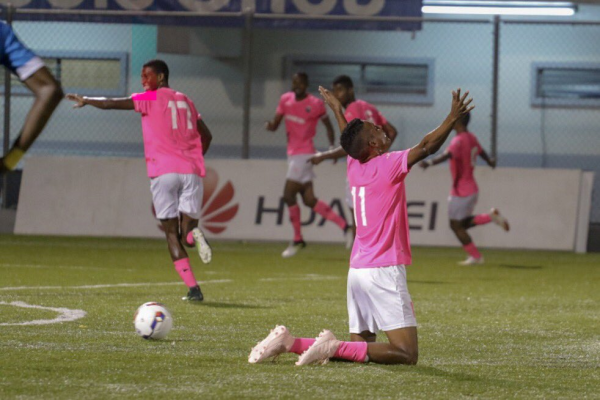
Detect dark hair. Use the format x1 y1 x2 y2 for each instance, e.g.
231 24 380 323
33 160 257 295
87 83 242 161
143 59 169 82
341 118 366 159
294 72 309 85
333 75 354 89
458 112 470 127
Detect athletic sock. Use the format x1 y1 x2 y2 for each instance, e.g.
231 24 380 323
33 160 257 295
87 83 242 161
186 231 195 246
173 258 198 288
289 338 316 355
463 242 482 259
473 214 492 226
333 341 369 363
289 204 303 242
313 200 347 230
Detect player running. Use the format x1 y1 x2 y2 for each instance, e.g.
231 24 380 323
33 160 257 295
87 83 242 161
419 112 509 265
249 87 473 366
66 59 212 301
308 75 397 246
0 22 63 174
266 72 351 258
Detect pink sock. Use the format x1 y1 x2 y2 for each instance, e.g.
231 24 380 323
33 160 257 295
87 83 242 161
313 200 347 230
333 341 369 363
186 231 195 246
463 242 482 259
289 338 316 355
289 205 303 242
473 214 492 225
174 258 197 288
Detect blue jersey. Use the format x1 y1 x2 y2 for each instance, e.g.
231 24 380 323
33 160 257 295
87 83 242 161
0 22 39 78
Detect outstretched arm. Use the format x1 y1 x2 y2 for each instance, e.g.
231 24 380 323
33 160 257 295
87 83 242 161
419 152 451 170
197 119 212 155
265 113 283 131
479 149 496 168
407 89 473 169
308 146 347 165
66 93 134 110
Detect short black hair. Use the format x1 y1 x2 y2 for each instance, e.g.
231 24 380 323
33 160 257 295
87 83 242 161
294 72 309 85
143 59 169 82
333 75 354 89
458 112 470 127
341 118 366 160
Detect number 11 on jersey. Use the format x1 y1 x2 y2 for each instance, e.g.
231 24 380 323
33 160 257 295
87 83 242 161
351 186 367 227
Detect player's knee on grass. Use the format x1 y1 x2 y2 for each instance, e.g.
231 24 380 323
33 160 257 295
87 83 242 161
389 343 418 365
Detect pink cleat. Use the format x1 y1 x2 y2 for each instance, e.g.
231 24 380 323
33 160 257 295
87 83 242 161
490 208 510 232
248 325 295 364
295 330 341 366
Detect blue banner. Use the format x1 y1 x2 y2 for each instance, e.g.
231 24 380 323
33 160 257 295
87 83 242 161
3 0 422 31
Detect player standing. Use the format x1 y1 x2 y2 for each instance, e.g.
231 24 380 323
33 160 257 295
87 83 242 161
266 72 350 257
309 75 397 245
66 59 212 301
249 87 473 366
419 112 509 265
0 22 63 174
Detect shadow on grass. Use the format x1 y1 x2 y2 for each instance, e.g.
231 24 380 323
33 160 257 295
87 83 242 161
374 365 515 388
497 264 544 270
189 301 269 309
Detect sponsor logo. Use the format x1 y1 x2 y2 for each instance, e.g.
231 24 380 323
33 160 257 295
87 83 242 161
305 106 312 113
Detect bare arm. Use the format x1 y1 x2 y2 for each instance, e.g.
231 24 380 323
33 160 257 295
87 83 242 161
479 149 496 168
318 86 347 133
197 119 212 155
321 115 335 147
265 113 284 131
383 122 397 144
65 93 134 110
419 152 451 170
308 146 347 165
407 89 473 169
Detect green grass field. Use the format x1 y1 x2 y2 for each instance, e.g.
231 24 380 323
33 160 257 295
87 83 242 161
0 235 598 399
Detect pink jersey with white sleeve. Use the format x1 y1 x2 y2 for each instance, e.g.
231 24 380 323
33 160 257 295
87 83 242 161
344 99 388 126
276 92 327 156
347 150 412 269
132 88 205 178
446 131 482 197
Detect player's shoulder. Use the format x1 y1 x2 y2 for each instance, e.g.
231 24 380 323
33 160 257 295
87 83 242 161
281 91 294 101
307 93 323 104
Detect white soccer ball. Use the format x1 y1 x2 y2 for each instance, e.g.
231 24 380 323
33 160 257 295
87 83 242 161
133 302 173 340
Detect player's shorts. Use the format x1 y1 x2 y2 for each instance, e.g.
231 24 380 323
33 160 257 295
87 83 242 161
286 154 315 184
448 193 478 221
347 265 417 334
16 56 45 81
1 24 45 81
150 173 203 220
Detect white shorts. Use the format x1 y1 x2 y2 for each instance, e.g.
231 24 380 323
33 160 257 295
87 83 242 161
286 154 315 184
347 265 417 334
448 193 478 221
150 173 203 220
17 56 45 81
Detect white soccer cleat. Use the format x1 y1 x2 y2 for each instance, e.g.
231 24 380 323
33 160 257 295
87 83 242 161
458 256 484 266
248 325 295 364
490 208 510 232
281 241 306 258
192 227 212 264
296 329 341 366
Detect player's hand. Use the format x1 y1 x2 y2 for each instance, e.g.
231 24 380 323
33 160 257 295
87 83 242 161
449 89 474 121
318 86 343 114
419 161 430 170
308 153 325 165
265 121 276 131
329 146 338 164
65 93 86 108
489 157 497 169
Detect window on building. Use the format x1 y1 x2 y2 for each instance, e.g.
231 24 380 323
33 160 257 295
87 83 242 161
532 62 600 108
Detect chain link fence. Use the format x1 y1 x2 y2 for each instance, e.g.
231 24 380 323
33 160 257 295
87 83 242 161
1 10 599 223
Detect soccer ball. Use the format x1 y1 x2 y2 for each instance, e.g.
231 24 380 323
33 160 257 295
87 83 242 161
133 302 173 340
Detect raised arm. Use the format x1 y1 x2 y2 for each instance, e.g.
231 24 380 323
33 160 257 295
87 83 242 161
318 86 347 133
479 149 496 168
197 119 212 155
407 89 473 169
265 113 284 132
65 93 134 110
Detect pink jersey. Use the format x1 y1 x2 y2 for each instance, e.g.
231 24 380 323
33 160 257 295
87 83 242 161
132 88 205 178
347 150 412 269
344 99 388 126
276 92 326 156
446 131 482 197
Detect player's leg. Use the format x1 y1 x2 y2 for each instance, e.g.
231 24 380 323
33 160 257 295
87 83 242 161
179 174 211 264
248 325 317 363
282 177 306 258
302 182 349 233
449 195 484 265
1 67 63 173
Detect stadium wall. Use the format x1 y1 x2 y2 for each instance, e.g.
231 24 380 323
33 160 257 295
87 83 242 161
15 157 593 253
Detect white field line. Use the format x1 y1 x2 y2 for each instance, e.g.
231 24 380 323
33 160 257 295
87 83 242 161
259 274 342 282
0 301 86 326
0 279 233 292
0 263 122 271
